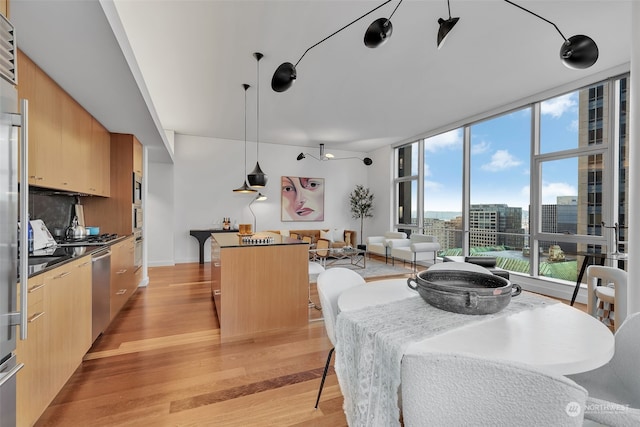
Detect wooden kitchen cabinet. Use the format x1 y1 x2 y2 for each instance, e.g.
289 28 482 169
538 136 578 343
133 136 143 176
16 256 92 427
90 117 111 196
16 273 51 427
110 236 137 320
1 0 8 18
16 50 110 196
84 134 141 236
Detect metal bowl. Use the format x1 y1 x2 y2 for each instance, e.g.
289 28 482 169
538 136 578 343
407 269 521 315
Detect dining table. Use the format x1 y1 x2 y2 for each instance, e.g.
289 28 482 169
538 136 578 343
334 278 615 427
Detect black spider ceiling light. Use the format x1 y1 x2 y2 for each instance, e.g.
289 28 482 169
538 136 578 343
363 0 404 48
271 0 393 93
436 0 459 49
504 0 598 69
296 144 373 166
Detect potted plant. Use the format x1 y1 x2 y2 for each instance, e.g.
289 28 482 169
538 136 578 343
349 185 374 248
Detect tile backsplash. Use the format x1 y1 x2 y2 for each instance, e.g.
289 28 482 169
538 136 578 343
29 192 78 235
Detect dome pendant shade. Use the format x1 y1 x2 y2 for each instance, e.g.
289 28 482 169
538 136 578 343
272 62 297 92
436 16 459 49
560 35 599 69
248 162 268 187
233 180 257 193
364 17 393 48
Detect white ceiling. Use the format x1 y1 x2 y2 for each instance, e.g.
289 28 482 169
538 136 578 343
10 0 632 163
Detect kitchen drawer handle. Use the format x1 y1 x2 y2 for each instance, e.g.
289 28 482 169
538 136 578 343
28 312 45 323
116 269 128 275
213 290 221 296
28 283 46 293
53 271 71 279
78 261 91 267
116 289 127 295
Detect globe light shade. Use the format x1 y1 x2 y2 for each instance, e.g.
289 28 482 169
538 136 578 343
560 35 599 69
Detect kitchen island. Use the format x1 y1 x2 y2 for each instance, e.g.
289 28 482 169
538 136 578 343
211 232 309 342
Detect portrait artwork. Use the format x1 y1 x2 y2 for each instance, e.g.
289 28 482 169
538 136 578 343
281 176 325 221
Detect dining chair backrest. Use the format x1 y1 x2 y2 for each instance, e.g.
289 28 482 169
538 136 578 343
401 352 587 426
317 268 365 345
315 238 330 258
290 232 299 240
302 235 312 244
586 265 628 330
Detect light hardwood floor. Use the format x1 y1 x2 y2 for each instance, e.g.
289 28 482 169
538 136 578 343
34 261 587 426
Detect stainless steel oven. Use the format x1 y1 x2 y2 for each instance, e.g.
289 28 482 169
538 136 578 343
132 205 143 232
133 172 142 205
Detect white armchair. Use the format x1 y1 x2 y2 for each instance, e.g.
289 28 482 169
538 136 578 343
365 232 407 263
390 234 440 270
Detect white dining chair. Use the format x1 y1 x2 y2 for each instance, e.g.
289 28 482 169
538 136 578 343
567 312 640 426
314 267 365 409
585 265 628 331
401 352 588 427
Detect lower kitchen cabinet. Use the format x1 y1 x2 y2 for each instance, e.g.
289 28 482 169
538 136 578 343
110 236 138 320
16 273 51 427
16 257 92 427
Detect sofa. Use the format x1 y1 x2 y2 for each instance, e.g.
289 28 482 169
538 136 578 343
269 228 357 249
389 233 441 270
366 232 408 263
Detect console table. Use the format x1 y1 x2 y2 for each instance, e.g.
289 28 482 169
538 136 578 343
189 229 237 264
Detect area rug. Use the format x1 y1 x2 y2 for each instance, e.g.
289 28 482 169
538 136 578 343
310 257 417 281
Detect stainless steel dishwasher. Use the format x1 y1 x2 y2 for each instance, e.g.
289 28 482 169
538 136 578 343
92 248 111 342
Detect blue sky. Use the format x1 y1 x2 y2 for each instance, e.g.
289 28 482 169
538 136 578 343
423 91 580 213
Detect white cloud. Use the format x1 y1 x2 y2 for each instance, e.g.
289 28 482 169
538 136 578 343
541 93 577 118
541 181 577 204
472 140 490 155
425 180 443 191
425 129 462 152
481 150 522 171
568 119 579 132
425 163 432 177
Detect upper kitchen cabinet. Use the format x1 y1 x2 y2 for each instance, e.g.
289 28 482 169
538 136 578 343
16 50 110 196
133 137 143 176
84 133 141 236
1 0 8 18
91 117 111 197
17 51 63 188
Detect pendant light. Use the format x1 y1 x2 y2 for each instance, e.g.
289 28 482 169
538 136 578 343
233 84 257 194
503 0 598 69
436 0 459 49
248 52 268 187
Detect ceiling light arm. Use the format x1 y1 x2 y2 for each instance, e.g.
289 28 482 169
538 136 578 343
446 0 452 20
503 0 568 43
293 0 392 67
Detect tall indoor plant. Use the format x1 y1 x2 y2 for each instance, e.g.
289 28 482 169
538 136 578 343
349 185 374 246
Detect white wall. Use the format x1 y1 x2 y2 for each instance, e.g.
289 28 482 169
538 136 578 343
366 144 394 238
148 134 375 265
147 161 175 266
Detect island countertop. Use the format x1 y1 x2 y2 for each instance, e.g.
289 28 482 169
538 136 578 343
211 232 306 248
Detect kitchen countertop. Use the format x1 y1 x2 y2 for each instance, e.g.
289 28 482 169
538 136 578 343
19 235 130 281
211 232 307 248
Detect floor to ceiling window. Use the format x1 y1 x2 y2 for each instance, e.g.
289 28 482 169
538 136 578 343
394 73 629 290
422 129 463 252
469 108 531 270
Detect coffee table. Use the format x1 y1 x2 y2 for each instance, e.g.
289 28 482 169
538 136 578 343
327 247 366 269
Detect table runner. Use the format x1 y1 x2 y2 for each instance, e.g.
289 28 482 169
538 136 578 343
334 292 557 427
